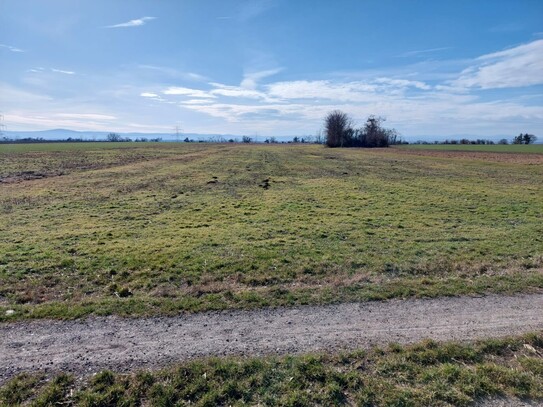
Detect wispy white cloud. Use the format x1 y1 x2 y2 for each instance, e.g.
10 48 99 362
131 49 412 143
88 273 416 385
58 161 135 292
137 65 208 82
27 67 45 73
240 68 282 89
179 102 306 122
0 83 52 105
51 68 75 75
182 99 216 105
210 85 267 99
178 89 543 137
373 77 431 90
26 67 75 75
451 39 543 89
106 16 156 28
0 44 25 52
186 72 208 81
4 112 116 131
174 77 434 123
162 86 216 99
157 61 542 136
266 80 378 102
397 47 451 58
141 92 159 98
56 113 116 120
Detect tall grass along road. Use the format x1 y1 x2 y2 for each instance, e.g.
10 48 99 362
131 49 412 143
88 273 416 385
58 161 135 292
2 293 542 384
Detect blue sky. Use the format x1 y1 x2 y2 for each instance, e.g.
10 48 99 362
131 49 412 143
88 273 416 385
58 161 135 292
1 0 542 138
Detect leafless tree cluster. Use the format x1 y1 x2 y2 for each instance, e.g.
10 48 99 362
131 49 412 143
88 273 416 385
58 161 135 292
512 133 537 144
324 110 400 148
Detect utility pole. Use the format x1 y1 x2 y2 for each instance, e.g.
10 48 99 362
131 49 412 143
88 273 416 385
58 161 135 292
174 124 183 142
0 114 5 139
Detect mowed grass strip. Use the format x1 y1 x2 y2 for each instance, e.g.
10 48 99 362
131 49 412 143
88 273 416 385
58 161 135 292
2 333 543 406
0 143 542 320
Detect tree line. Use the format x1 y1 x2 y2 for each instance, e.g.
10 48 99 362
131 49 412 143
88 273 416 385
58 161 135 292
106 133 162 142
512 133 537 145
412 134 537 145
324 110 403 148
323 110 538 148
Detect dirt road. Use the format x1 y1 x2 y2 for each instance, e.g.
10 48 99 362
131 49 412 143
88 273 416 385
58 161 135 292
1 293 542 383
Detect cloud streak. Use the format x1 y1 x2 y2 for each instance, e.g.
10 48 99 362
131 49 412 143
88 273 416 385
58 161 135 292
397 47 451 58
137 65 208 82
451 39 543 89
240 68 283 89
51 68 75 75
163 86 216 99
0 44 24 52
106 16 156 28
56 113 116 120
4 112 117 132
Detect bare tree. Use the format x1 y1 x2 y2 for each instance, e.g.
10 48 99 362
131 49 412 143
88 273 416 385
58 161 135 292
107 132 123 142
325 110 352 147
314 129 324 144
360 116 383 147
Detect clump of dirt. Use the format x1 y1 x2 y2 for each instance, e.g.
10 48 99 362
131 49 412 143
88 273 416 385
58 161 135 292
259 178 270 189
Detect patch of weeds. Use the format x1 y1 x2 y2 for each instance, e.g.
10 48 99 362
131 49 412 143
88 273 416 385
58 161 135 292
0 373 43 405
32 374 74 406
3 333 543 406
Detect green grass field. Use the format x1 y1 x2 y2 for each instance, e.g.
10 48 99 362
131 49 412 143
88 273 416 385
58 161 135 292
2 333 543 406
1 143 542 320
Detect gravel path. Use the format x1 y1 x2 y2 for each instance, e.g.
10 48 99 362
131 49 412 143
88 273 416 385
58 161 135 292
1 293 543 384
477 398 543 407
